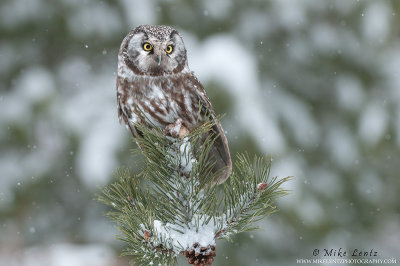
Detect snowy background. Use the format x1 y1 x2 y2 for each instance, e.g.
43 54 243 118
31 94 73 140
1 0 400 265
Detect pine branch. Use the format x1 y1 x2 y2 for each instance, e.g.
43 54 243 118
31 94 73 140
215 155 291 240
98 121 291 266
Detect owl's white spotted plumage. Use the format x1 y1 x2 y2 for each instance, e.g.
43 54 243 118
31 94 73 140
116 25 231 183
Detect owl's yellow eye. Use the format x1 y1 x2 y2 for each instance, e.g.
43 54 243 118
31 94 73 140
165 45 173 54
143 43 153 51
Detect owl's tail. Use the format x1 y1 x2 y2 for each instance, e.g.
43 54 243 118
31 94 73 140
207 123 232 184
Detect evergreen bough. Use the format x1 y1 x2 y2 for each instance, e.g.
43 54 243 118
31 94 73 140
98 120 290 266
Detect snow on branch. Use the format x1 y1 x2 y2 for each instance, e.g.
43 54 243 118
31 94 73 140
98 121 290 266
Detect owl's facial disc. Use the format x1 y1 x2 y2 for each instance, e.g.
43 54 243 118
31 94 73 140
126 31 187 76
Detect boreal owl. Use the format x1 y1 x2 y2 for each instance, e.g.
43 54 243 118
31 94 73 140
116 25 231 183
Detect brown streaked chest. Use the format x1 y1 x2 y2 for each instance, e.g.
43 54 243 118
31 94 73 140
122 74 200 128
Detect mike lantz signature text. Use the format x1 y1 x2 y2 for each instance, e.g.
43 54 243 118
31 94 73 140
313 248 378 257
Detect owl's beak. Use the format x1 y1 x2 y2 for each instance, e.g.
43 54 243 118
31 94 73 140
157 54 162 66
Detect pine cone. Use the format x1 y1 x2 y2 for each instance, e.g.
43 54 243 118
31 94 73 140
182 243 216 266
257 182 268 191
143 230 151 242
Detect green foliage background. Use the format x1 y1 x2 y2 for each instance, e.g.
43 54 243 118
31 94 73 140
0 0 399 265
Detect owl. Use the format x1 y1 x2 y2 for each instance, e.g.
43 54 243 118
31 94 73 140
116 25 231 184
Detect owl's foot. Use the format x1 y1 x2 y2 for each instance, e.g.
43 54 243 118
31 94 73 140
164 118 190 139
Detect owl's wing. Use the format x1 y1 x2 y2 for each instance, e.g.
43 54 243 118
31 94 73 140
187 74 232 183
116 79 142 138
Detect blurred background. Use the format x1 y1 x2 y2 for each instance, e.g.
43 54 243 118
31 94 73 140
1 0 400 265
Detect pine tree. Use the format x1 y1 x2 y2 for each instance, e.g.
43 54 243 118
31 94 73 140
98 120 290 266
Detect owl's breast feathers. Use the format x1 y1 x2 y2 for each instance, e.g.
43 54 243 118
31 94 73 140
117 73 209 129
117 72 232 183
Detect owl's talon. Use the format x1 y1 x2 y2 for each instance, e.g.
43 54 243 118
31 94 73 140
164 119 189 139
178 125 190 138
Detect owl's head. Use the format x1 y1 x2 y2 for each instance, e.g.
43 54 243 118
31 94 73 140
119 25 188 77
